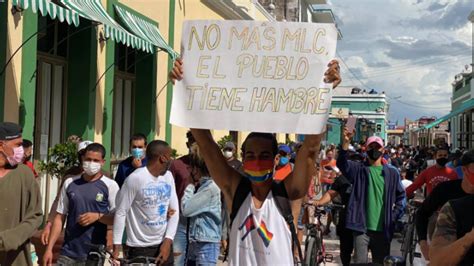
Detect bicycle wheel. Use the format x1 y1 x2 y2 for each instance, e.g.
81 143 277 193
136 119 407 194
409 226 417 265
402 224 414 263
315 232 324 265
304 236 317 266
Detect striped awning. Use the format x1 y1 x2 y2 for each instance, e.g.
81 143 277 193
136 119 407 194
61 0 153 53
114 5 179 60
12 0 80 27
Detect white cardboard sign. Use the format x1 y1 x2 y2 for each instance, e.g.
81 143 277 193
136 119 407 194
171 20 338 134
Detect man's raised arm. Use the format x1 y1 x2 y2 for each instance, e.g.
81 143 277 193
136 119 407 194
285 133 323 200
284 60 341 200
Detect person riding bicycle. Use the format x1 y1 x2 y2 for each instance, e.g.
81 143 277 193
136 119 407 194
337 128 405 265
313 166 353 266
406 146 458 198
416 150 474 262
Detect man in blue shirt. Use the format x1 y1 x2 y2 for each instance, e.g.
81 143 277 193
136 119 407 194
115 134 148 188
43 143 119 265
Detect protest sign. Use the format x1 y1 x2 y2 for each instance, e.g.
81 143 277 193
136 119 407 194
170 20 338 134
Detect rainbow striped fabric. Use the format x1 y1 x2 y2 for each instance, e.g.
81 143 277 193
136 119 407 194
257 220 274 247
243 160 274 183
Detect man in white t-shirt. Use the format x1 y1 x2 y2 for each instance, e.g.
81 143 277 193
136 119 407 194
113 140 179 265
169 59 341 265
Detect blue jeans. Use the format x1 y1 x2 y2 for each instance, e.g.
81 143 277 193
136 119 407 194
186 242 220 266
174 223 188 266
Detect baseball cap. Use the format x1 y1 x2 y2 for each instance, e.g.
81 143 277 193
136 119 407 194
278 144 291 154
223 141 236 150
0 122 22 140
366 136 384 148
77 140 93 152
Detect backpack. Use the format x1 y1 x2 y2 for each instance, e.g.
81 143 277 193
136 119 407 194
224 177 303 263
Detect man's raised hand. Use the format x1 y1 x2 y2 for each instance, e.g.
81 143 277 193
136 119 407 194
324 60 341 89
169 58 184 85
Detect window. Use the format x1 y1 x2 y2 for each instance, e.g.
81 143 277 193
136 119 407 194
112 44 136 159
115 44 136 74
112 77 134 159
37 16 69 58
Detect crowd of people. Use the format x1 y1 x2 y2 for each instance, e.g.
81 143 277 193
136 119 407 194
0 59 473 266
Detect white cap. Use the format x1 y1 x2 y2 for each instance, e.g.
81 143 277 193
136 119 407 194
77 140 93 152
390 148 396 154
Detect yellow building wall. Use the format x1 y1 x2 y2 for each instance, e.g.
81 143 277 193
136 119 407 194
94 22 107 143
170 1 226 155
116 0 271 156
3 11 23 122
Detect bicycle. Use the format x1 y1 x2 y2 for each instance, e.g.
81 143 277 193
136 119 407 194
302 203 344 266
400 199 423 265
87 244 158 265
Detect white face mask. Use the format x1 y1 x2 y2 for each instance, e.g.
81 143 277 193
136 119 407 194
223 151 233 159
83 161 102 176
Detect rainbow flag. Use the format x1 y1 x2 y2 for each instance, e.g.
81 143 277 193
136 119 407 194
239 214 256 241
257 220 274 247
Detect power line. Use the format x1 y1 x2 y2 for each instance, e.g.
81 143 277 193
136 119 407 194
361 55 471 79
336 51 452 110
363 49 471 75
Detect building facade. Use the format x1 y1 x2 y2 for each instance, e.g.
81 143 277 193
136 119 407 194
417 12 474 150
0 0 275 215
1 0 341 213
326 86 389 146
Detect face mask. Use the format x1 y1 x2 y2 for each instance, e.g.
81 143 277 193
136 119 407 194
367 149 382 161
436 158 448 167
243 160 274 183
223 151 233 159
131 148 144 159
83 161 102 176
2 144 24 166
326 156 333 161
279 156 289 166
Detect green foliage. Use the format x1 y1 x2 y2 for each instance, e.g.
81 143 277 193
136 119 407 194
38 141 79 179
217 135 234 150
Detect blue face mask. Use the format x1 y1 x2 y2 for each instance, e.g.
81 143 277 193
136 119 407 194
131 148 144 159
279 156 289 166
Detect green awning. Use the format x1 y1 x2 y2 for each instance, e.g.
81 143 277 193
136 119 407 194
423 98 474 130
12 0 80 27
61 0 153 53
114 5 179 60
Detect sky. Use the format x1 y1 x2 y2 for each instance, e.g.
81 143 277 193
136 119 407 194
327 0 473 123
